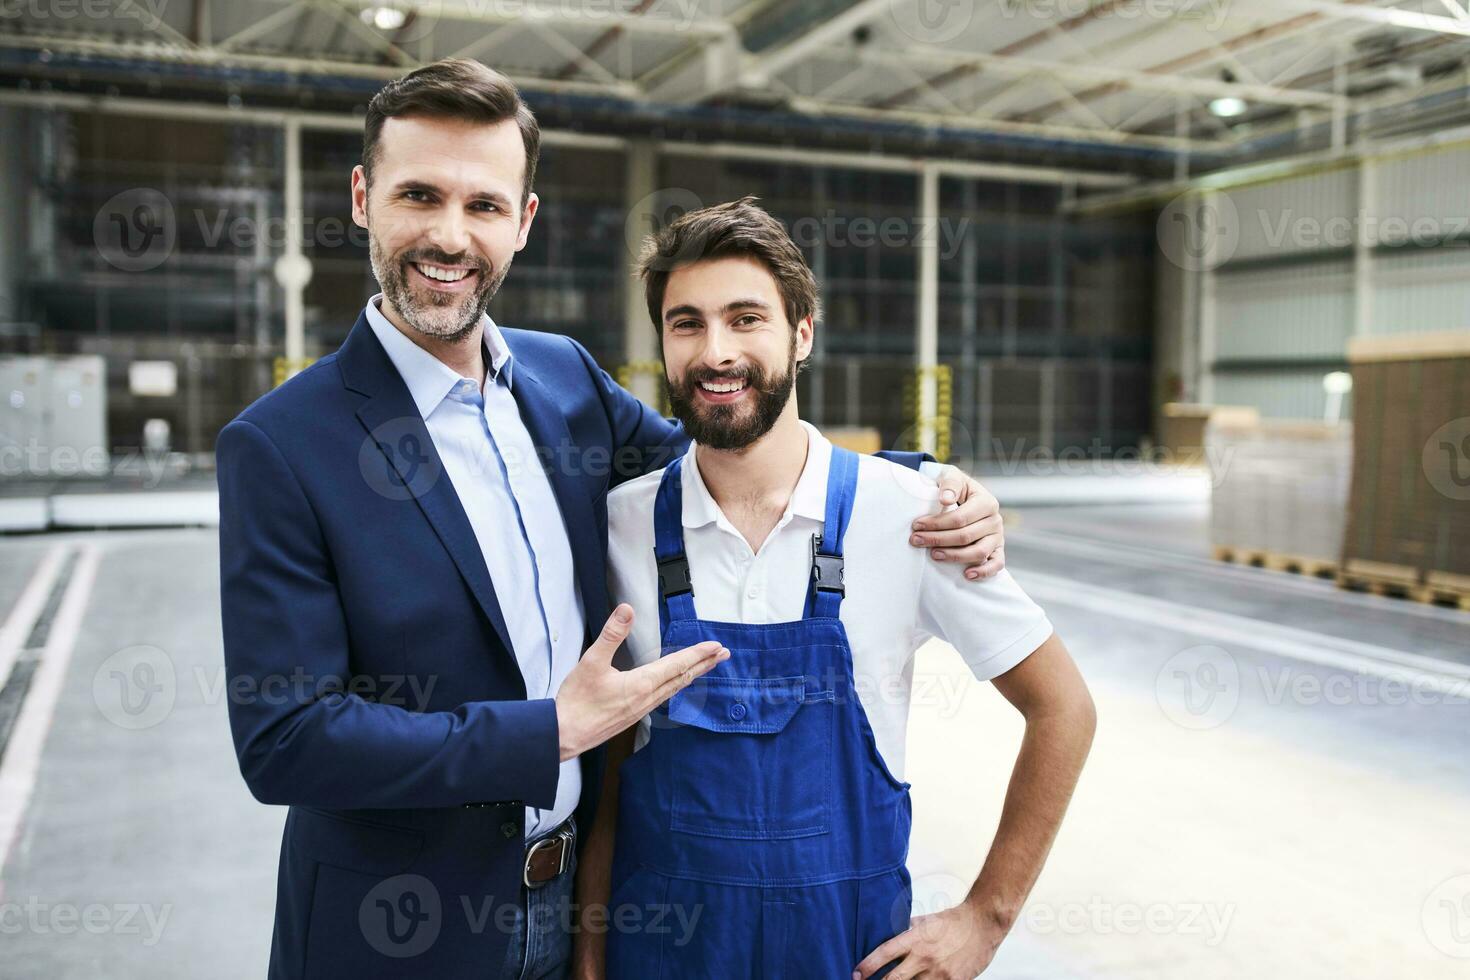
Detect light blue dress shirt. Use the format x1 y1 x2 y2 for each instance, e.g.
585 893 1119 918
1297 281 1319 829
365 295 584 839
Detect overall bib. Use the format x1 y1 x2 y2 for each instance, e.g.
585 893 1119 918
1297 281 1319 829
608 447 914 979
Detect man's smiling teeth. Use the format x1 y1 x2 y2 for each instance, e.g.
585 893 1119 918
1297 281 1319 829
414 262 472 283
700 379 746 393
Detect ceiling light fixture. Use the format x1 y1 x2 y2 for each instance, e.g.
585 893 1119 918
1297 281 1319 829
1209 96 1247 118
360 6 408 31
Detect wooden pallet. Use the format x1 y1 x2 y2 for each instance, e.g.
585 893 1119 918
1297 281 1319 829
1337 560 1470 610
1212 546 1338 578
1423 570 1470 612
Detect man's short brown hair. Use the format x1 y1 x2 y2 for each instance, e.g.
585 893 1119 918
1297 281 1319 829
363 58 540 208
637 197 821 335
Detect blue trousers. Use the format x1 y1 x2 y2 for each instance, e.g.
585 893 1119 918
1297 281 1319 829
499 845 577 979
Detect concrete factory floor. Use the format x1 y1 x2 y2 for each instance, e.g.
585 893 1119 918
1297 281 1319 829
0 503 1467 979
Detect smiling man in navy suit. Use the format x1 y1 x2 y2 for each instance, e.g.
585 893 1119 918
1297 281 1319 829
216 58 1010 980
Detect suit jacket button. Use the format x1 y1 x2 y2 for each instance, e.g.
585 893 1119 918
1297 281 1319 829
501 821 518 839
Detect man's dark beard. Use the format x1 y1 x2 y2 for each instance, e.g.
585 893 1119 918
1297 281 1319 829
666 354 796 451
370 234 510 343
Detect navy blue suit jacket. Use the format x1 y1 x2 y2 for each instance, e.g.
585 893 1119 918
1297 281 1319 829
217 312 926 977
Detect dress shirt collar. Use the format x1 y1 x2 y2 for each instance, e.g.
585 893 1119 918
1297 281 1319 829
363 292 514 420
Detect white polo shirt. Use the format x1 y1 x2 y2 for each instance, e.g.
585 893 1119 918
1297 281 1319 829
606 420 1055 780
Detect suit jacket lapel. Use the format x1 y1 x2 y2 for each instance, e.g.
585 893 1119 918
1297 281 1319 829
509 359 608 642
340 317 519 669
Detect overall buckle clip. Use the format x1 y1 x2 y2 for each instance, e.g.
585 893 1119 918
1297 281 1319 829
657 554 694 600
810 535 845 596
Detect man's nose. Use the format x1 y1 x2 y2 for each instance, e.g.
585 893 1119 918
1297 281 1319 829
700 326 738 368
423 207 471 256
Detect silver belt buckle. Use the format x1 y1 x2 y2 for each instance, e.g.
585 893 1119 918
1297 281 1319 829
523 822 573 889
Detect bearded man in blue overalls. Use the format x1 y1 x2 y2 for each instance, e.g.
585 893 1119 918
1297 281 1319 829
572 198 1097 980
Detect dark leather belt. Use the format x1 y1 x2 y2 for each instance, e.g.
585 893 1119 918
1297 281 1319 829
523 817 575 889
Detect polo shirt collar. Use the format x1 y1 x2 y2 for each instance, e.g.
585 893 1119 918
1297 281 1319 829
679 420 832 530
363 292 514 420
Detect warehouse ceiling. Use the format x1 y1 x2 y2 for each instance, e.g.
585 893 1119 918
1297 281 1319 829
3 0 1470 169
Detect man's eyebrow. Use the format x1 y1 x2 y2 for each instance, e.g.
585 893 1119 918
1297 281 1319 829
390 180 512 207
391 179 440 196
721 299 772 314
664 303 703 323
663 298 773 323
471 188 514 208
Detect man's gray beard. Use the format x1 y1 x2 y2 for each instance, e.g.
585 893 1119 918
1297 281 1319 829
368 232 511 343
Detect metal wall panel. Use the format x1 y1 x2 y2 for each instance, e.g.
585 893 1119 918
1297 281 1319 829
1210 370 1341 421
1227 168 1357 262
1374 143 1470 236
1213 260 1354 360
1371 248 1470 335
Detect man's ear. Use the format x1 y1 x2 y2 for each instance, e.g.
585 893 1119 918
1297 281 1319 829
515 192 540 251
350 165 369 229
794 315 815 363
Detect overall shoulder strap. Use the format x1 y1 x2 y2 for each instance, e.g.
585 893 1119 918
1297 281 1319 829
805 446 860 619
653 457 696 635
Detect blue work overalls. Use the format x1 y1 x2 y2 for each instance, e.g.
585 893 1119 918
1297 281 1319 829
607 447 913 979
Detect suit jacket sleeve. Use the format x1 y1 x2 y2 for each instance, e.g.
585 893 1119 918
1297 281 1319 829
217 418 561 810
565 337 932 478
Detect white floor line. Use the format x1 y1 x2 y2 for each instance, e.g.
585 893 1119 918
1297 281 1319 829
0 544 71 691
0 542 101 873
1013 527 1470 624
1017 569 1470 697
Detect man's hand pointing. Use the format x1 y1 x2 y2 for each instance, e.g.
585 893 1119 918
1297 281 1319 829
555 604 728 761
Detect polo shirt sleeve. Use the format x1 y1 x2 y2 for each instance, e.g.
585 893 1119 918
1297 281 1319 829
915 561 1055 683
604 480 665 673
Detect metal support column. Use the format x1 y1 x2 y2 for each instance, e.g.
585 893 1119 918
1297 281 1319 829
1354 159 1376 338
1198 188 1220 405
623 140 660 408
916 162 940 456
282 119 306 364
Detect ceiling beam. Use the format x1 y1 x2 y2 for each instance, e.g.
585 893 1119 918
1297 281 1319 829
736 0 891 89
325 0 735 40
1009 8 1346 127
214 1 311 53
874 0 1144 112
785 94 1231 151
0 86 1139 187
0 31 638 97
646 0 899 105
831 44 1344 109
551 0 656 81
1241 0 1470 36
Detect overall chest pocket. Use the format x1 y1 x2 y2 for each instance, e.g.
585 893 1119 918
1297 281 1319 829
664 674 834 840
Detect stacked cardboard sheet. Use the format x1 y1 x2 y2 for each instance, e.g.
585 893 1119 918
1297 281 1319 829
1206 417 1353 568
1343 331 1470 596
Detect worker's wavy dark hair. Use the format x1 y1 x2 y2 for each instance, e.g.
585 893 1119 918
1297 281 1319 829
363 58 539 209
637 196 822 345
